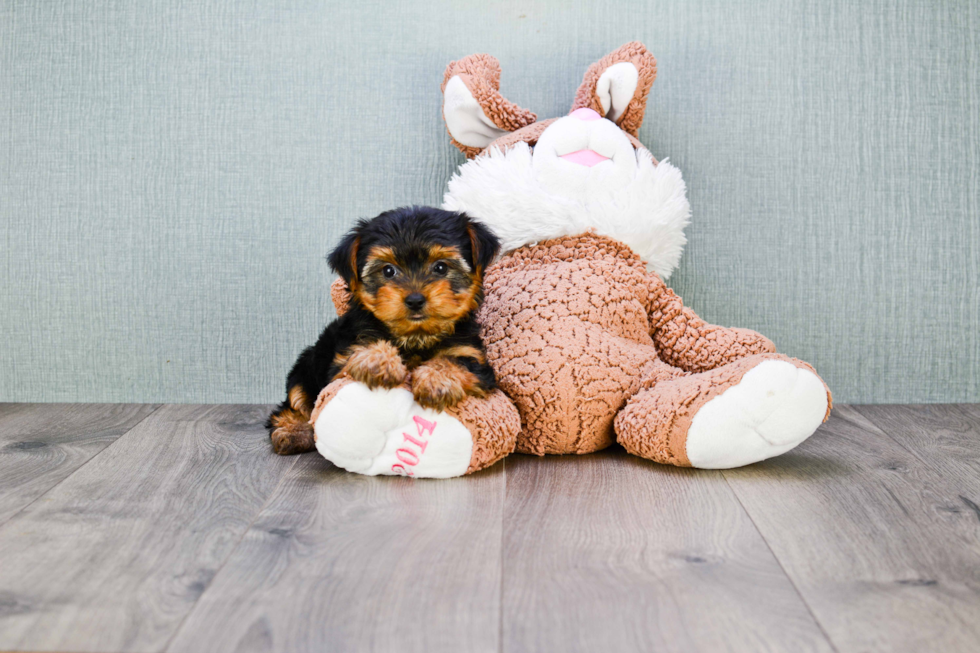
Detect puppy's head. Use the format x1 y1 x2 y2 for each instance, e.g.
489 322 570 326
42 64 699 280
328 206 500 348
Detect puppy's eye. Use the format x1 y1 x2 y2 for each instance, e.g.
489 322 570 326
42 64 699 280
433 262 449 275
382 265 397 279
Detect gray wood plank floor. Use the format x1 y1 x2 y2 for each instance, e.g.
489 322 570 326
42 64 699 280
0 403 160 525
0 402 977 653
502 452 832 653
722 405 980 653
167 455 505 653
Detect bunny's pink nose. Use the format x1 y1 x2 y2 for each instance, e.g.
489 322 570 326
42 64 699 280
570 107 602 121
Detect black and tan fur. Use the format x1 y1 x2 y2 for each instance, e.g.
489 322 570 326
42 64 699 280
267 206 500 455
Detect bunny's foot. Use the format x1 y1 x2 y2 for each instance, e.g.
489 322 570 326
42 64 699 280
615 354 830 469
310 378 519 478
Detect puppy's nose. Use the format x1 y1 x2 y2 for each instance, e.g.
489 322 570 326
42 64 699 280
404 293 426 311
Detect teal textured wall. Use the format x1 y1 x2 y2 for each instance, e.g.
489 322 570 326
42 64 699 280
1 0 977 403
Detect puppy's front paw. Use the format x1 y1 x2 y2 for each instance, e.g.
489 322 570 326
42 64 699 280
343 341 407 389
412 358 482 411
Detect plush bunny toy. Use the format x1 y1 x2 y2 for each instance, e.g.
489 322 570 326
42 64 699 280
312 42 830 476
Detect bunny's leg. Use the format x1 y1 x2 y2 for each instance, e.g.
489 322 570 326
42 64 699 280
309 377 520 478
615 353 831 468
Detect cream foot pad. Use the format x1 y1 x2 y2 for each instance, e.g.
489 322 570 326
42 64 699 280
686 360 829 469
312 382 475 478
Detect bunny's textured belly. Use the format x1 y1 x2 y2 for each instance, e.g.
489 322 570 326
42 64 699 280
478 233 671 455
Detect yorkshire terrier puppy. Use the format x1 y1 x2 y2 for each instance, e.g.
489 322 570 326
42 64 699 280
267 206 501 455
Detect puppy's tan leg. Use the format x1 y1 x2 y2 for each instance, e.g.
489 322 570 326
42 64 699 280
412 357 486 411
341 340 408 389
269 385 315 455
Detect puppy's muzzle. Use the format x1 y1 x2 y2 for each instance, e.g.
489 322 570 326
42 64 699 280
405 292 426 313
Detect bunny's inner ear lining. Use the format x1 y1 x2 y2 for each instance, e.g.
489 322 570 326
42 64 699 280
443 76 510 148
595 62 640 122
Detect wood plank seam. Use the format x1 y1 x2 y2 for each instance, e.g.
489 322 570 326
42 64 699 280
722 472 841 653
498 458 506 653
722 404 980 652
854 404 976 478
0 403 163 530
0 403 297 651
163 449 507 651
500 450 835 653
162 452 302 653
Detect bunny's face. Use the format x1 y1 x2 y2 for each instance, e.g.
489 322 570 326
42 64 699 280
531 108 644 198
439 43 691 280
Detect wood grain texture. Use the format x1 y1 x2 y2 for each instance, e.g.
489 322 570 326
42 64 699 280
0 403 159 524
855 404 980 493
2 403 979 653
501 449 833 653
723 405 980 653
166 455 506 653
0 404 293 653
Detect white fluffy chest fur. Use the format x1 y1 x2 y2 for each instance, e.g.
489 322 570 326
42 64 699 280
441 142 691 279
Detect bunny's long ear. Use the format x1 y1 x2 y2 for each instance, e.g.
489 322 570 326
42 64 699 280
442 54 537 158
571 42 657 137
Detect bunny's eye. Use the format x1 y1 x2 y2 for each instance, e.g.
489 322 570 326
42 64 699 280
433 261 449 275
382 265 397 279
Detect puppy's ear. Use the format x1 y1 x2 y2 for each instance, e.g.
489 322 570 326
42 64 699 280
465 218 500 273
327 229 361 285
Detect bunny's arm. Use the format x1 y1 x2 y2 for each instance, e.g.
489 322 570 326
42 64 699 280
331 278 352 316
644 272 775 373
